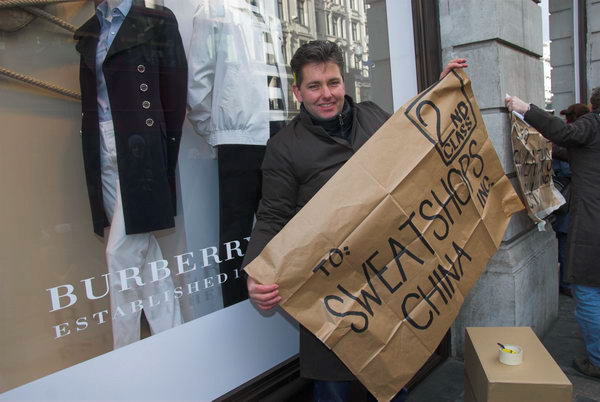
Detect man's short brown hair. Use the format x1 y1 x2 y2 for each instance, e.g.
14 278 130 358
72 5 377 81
560 103 590 123
290 40 344 86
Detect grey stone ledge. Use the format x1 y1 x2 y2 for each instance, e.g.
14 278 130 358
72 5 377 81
489 226 556 275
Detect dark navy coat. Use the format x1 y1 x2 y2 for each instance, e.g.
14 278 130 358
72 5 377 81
526 105 600 287
74 3 187 236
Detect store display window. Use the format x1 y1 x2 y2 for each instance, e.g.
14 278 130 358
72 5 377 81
0 0 400 398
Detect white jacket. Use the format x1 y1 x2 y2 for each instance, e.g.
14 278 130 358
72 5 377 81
187 0 288 146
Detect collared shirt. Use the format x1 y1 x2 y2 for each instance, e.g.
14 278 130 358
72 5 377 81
95 0 133 122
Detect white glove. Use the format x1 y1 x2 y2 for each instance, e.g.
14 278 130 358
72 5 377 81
505 94 530 114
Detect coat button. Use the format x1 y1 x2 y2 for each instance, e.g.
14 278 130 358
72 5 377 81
142 101 151 109
137 64 146 73
145 118 154 127
140 83 148 92
171 137 176 142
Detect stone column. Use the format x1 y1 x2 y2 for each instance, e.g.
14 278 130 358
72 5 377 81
438 0 559 357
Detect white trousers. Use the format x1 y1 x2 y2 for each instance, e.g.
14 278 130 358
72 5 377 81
99 120 183 349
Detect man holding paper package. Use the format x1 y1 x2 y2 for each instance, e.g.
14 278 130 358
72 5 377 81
506 89 600 380
242 40 467 401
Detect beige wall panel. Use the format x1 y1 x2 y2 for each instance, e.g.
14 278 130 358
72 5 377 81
0 1 113 393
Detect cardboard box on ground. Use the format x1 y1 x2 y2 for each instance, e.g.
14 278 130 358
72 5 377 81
245 70 524 401
464 327 572 402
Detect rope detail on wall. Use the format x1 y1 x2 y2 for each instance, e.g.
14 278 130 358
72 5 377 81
0 0 82 9
21 5 76 31
0 66 81 100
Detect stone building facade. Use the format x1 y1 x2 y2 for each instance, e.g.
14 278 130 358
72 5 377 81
549 0 599 113
438 0 559 357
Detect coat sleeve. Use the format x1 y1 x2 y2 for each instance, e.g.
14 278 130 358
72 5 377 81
159 7 187 178
525 104 598 148
186 1 218 143
552 144 569 162
242 137 298 270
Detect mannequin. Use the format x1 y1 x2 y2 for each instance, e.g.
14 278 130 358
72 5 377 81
75 0 187 348
187 0 288 307
105 0 121 20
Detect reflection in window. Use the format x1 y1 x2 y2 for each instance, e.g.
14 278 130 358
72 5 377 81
297 0 306 25
272 0 388 115
333 16 339 37
282 42 287 64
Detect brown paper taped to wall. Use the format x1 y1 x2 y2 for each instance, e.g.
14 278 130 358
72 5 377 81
510 113 565 226
245 70 524 401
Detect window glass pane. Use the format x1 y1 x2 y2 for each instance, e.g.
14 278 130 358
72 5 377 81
0 0 396 396
276 0 393 116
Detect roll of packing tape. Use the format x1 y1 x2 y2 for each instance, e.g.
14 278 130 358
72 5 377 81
498 344 523 365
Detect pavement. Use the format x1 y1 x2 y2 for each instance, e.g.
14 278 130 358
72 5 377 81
406 294 600 402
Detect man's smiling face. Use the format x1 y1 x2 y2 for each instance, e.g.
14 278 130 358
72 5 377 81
292 61 345 120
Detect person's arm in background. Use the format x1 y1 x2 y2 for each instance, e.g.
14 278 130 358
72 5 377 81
552 144 569 162
243 137 299 311
186 1 218 142
506 95 597 148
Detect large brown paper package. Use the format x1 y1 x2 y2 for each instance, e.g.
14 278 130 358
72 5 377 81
510 113 565 227
245 70 524 401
